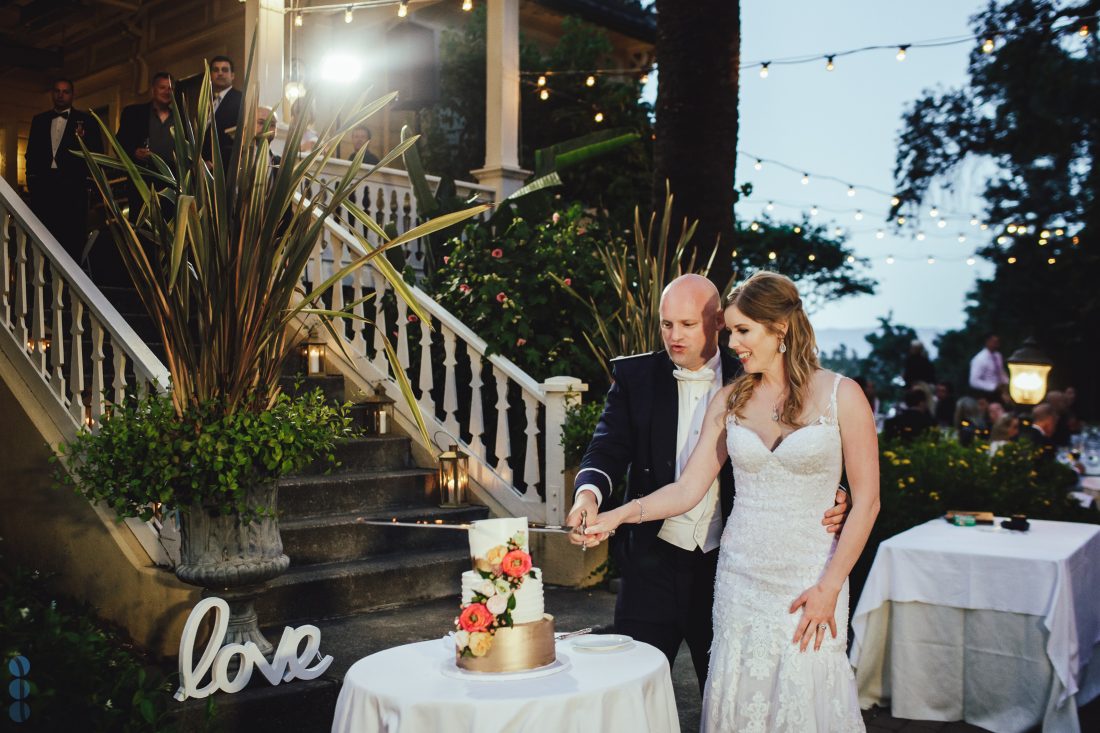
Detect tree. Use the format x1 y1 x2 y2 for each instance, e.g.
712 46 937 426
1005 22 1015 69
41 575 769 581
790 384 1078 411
652 0 740 287
893 0 1099 415
820 314 918 406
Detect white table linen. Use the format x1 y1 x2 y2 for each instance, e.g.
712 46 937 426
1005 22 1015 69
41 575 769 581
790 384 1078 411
331 639 680 733
850 518 1100 732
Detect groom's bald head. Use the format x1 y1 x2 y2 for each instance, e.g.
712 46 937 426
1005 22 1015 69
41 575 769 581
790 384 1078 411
659 274 723 370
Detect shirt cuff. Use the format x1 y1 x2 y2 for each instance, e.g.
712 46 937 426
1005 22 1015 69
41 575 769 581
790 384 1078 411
575 485 603 508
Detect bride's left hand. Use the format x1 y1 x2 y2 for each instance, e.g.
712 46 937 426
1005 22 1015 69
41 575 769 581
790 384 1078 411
788 583 839 652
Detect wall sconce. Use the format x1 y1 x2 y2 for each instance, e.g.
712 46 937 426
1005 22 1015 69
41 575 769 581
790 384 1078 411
438 444 469 508
301 326 326 376
1007 337 1052 405
360 395 394 434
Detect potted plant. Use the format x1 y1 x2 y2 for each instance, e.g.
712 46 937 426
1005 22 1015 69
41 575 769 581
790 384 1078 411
57 56 488 655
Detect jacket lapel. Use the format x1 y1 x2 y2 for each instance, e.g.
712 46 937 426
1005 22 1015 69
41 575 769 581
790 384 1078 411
649 352 678 488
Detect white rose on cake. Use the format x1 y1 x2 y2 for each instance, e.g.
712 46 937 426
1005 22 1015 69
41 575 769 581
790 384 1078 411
476 579 497 597
486 593 509 616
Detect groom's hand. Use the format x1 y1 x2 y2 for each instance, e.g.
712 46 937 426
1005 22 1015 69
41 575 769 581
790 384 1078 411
822 488 850 535
566 492 598 547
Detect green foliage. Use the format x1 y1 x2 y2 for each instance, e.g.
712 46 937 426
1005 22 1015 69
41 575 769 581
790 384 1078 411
419 8 654 222
892 0 1099 416
561 399 604 468
56 389 356 519
820 313 918 405
1 567 190 732
426 202 618 384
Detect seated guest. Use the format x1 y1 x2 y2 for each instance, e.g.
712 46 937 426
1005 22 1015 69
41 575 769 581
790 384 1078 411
955 394 989 447
1018 402 1056 460
933 381 956 427
1043 391 1072 447
885 387 935 442
988 414 1020 456
987 400 1007 426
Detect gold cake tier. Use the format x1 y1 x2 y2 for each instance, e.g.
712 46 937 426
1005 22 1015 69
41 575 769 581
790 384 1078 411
456 614 556 673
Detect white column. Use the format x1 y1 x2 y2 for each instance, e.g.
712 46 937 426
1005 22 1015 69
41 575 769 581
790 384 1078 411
245 0 285 109
471 0 530 199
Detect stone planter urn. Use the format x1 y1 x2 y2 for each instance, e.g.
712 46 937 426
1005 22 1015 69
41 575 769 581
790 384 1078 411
175 483 290 656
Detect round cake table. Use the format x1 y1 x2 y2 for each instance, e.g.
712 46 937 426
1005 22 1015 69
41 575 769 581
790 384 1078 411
330 638 680 733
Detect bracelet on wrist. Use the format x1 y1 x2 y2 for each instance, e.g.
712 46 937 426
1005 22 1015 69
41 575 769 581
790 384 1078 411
633 497 646 524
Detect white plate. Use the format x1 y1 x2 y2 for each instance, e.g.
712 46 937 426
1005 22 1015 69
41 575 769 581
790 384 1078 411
439 654 571 681
570 634 634 652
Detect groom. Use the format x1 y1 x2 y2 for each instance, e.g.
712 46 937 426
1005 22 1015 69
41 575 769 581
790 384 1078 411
566 274 848 692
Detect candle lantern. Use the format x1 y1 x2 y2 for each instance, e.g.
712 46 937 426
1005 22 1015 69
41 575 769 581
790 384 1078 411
438 444 469 508
1007 338 1053 405
301 326 326 376
360 395 394 434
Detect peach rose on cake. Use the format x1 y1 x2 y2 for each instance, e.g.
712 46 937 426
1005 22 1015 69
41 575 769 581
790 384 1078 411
458 603 493 633
486 545 508 568
468 631 493 657
501 549 532 578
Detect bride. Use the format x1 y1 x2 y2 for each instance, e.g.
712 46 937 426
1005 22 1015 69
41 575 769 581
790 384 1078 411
585 271 879 732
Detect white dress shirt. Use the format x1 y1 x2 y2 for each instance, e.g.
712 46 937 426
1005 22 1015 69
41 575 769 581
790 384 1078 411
50 110 69 169
969 348 1007 392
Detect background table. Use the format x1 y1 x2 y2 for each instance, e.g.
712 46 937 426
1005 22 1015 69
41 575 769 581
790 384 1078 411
331 638 680 732
850 518 1100 732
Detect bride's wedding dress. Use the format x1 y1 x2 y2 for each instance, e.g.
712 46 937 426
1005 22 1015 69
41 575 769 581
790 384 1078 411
704 374 864 732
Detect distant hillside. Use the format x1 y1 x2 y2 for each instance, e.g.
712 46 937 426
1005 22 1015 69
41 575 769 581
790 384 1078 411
815 327 943 360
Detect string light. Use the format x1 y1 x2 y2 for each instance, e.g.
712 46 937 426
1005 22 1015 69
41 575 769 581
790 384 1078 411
539 88 549 101
896 45 909 61
810 205 819 216
929 206 939 218
970 216 979 226
897 215 906 225
966 257 976 266
958 234 967 243
982 37 996 53
916 231 926 241
927 256 936 264
801 173 810 185
1079 24 1090 37
825 55 836 71
766 201 775 211
886 255 895 264
398 1 408 18
463 0 474 11
768 251 777 260
980 223 989 231
808 253 816 261
846 185 856 197
854 210 864 220
876 229 885 239
585 75 596 87
891 196 900 207
594 111 604 123
996 235 1009 244
295 12 303 26
345 5 353 22
847 255 856 264
750 221 760 231
793 226 802 234
754 159 763 171
1007 256 1017 264
1039 238 1048 246
834 226 844 236
640 72 649 84
1007 224 1018 234
1040 229 1051 238
937 219 947 228
1048 257 1057 264
760 63 770 78
1055 228 1065 236
537 75 547 87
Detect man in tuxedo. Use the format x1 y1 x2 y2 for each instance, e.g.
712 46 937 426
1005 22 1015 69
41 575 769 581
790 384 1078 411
565 274 849 692
208 56 242 168
25 78 103 264
116 72 176 221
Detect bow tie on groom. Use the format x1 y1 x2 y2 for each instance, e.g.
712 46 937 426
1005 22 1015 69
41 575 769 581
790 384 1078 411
50 110 71 120
673 367 715 383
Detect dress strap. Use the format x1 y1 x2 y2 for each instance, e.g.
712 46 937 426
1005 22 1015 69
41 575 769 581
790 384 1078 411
828 373 843 421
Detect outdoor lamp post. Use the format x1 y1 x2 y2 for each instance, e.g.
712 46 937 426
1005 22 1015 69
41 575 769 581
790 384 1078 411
301 326 326 376
438 444 469 508
1007 337 1053 405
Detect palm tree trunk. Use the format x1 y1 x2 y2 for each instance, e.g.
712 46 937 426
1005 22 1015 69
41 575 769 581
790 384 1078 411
652 0 740 289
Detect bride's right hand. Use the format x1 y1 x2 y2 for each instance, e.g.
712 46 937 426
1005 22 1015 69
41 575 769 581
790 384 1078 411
583 507 629 547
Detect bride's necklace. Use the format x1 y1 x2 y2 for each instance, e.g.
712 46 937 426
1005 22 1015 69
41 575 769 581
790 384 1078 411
770 389 788 422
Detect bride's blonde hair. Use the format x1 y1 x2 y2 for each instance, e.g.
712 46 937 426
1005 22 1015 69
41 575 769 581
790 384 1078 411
725 271 819 426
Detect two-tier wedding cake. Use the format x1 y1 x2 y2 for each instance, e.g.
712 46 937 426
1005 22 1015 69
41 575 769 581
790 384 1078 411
454 517 555 672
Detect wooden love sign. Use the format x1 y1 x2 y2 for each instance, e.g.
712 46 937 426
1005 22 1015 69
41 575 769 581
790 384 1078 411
174 597 333 701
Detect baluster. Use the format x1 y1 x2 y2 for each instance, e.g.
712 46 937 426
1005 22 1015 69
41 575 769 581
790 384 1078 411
14 229 28 350
361 185 374 243
330 233 345 315
31 248 46 375
88 316 105 422
1 205 11 329
68 298 86 423
112 347 128 404
50 266 66 398
492 368 513 484
351 268 367 355
374 188 386 229
388 189 399 231
467 349 486 457
441 326 459 436
402 191 412 235
522 392 541 497
370 269 388 373
417 318 434 416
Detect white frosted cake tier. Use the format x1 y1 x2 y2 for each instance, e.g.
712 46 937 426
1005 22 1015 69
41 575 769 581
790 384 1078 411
461 568 544 624
467 516 528 559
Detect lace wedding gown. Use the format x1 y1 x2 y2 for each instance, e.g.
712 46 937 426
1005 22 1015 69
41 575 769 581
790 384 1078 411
703 374 864 732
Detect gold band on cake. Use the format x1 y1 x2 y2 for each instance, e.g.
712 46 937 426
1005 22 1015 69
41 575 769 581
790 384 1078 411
456 615 556 673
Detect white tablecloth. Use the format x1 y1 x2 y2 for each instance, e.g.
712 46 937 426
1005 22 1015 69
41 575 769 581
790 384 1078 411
331 639 680 733
850 518 1100 732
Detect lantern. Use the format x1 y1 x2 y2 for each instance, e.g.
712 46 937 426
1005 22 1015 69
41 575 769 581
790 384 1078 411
360 395 394 434
301 326 326 376
1007 338 1052 406
438 444 469 508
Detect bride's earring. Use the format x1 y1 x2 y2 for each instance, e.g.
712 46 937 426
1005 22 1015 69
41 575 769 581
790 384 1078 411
779 338 787 354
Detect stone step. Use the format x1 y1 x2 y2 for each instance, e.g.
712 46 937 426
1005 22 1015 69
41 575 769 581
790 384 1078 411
279 467 438 517
279 373 346 404
281 505 488 564
257 548 466 625
301 434 411 475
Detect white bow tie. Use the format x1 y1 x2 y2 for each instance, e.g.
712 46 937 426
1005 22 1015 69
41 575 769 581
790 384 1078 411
673 367 715 383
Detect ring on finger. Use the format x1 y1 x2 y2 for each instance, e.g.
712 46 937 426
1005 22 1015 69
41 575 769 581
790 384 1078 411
817 623 828 630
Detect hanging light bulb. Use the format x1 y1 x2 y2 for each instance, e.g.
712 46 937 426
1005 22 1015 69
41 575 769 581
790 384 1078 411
760 63 770 79
854 210 864 220
594 111 604 123
980 223 989 231
891 196 900 207
1040 229 1051 238
1055 228 1065 236
640 72 649 84
958 233 967 243
1072 236 1080 245
808 253 816 261
793 226 802 234
886 255 896 264
997 235 1009 245
1038 238 1048 246
916 231 926 241
927 256 936 265
847 255 856 264
982 37 995 53
1007 256 1017 264
539 88 549 101
398 1 408 18
937 219 947 229
834 226 844 236
847 185 856 197
585 75 596 87
1048 257 1057 265
768 251 777 260
1079 24 1090 37
898 215 907 225
766 201 775 211
966 257 976 266
1007 224 1018 234
750 221 760 231
876 229 885 239
537 75 547 87
810 205 819 216
896 45 909 61
754 159 763 171
463 0 474 11
929 206 939 218
970 216 979 226
295 12 303 26
825 55 835 71
344 5 354 22
801 172 810 185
